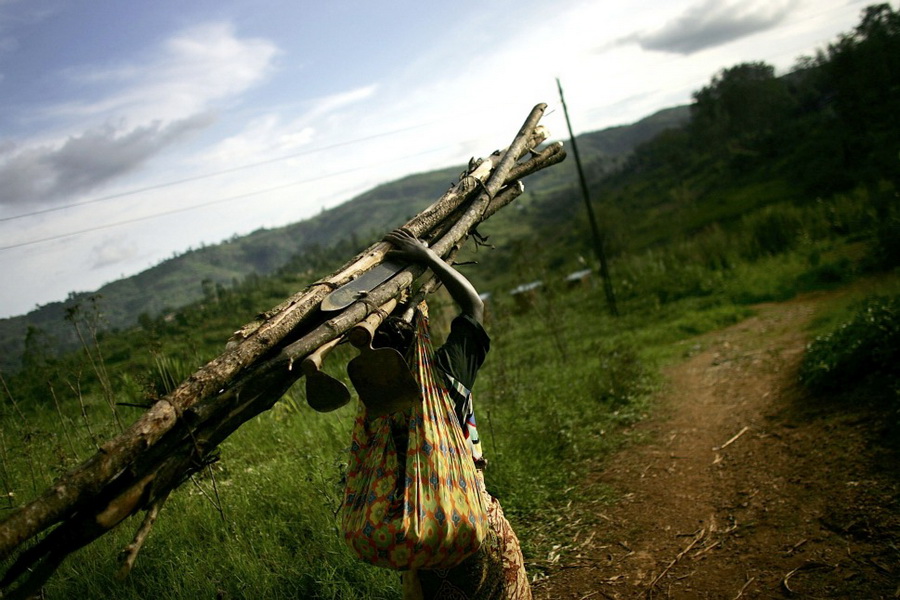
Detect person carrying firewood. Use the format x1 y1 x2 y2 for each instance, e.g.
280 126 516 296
380 227 532 600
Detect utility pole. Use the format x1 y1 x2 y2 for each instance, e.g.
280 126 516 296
556 78 618 316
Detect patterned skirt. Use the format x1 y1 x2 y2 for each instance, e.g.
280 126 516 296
403 480 532 600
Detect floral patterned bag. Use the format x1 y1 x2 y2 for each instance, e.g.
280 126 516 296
340 304 488 570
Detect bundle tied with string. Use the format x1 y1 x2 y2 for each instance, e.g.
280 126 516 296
0 104 564 599
340 302 488 570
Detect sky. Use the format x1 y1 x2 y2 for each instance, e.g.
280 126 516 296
0 0 870 319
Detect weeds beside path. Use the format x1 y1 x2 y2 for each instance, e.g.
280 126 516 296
534 292 900 599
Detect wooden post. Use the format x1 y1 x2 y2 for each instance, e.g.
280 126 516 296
556 78 618 316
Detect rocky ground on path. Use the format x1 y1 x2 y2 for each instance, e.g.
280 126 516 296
533 293 900 599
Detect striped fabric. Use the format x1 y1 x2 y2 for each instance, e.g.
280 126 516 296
441 371 484 467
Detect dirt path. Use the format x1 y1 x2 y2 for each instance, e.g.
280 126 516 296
533 293 899 599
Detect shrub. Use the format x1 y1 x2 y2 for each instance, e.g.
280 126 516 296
796 256 855 290
741 205 803 260
800 295 900 401
591 343 653 407
867 212 900 271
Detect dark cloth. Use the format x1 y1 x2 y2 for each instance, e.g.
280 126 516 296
435 314 490 428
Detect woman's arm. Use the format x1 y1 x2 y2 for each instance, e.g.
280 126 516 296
384 228 484 324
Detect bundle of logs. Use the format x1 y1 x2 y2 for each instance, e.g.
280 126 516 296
0 103 565 599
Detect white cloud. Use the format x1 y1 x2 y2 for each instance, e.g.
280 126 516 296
0 113 215 207
621 0 801 55
0 22 278 208
202 84 376 166
204 114 312 165
89 234 139 269
50 22 278 124
305 85 378 121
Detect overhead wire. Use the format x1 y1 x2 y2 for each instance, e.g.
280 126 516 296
0 143 456 251
0 120 440 224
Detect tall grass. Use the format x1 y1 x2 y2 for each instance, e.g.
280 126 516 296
2 180 896 598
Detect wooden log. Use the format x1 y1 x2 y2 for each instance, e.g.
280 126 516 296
1 352 303 596
116 489 170 579
347 299 398 348
0 398 179 558
400 124 547 239
431 142 565 241
228 122 549 345
301 337 350 413
431 103 547 258
507 141 566 182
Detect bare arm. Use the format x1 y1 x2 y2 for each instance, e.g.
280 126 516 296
384 228 484 324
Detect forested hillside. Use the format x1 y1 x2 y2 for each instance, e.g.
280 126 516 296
477 2 900 293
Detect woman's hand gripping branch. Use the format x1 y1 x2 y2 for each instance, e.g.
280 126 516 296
384 228 484 324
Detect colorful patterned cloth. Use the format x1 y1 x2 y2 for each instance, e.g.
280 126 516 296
409 470 533 600
341 306 489 570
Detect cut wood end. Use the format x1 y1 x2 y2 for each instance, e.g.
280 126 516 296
468 160 493 181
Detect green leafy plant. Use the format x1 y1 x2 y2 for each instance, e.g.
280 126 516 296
800 295 900 400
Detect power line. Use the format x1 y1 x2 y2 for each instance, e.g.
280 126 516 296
0 145 453 252
0 120 438 224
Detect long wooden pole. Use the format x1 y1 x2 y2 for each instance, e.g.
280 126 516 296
556 79 618 316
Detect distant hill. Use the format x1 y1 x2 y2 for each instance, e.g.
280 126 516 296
0 106 690 372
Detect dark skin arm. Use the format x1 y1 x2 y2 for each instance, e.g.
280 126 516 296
384 228 484 325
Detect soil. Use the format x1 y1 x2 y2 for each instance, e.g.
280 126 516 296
532 292 900 599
